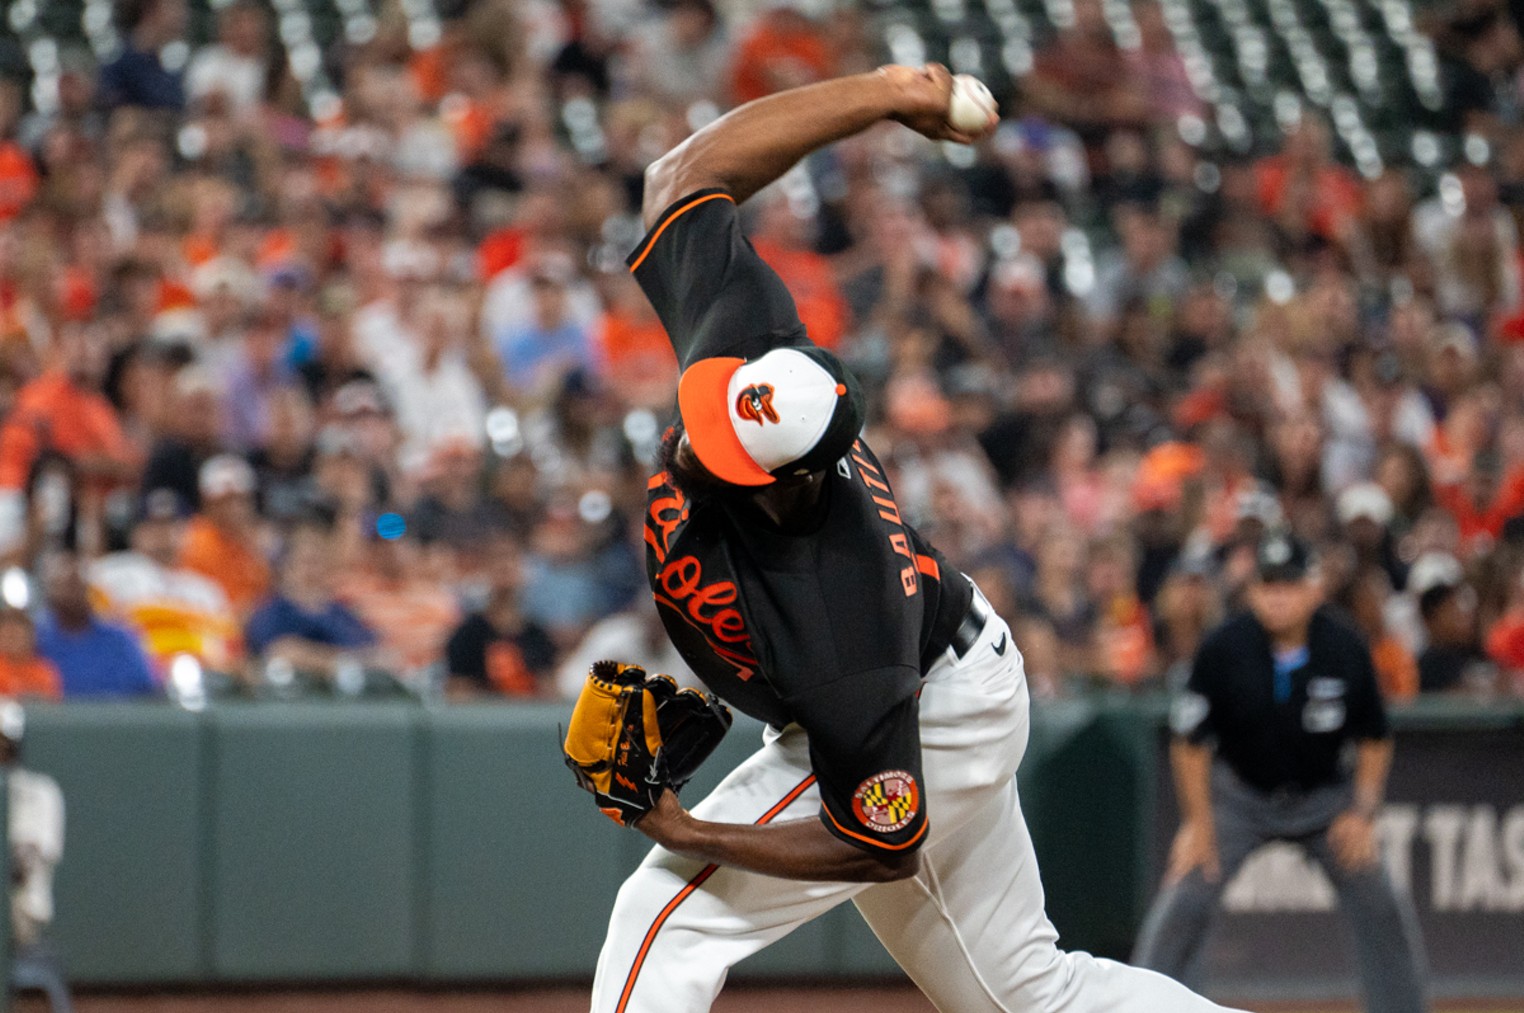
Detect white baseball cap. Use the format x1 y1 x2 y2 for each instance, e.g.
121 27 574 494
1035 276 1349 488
1407 551 1463 597
199 454 256 500
677 346 865 487
1337 482 1395 526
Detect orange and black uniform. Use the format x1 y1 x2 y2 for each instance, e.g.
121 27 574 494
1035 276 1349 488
631 190 971 852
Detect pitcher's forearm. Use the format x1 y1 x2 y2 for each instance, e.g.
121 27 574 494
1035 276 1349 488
641 71 899 226
635 790 919 882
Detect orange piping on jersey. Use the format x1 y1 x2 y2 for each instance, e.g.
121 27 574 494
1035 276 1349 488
627 193 737 272
647 471 672 490
915 555 940 581
823 805 930 852
615 774 817 1012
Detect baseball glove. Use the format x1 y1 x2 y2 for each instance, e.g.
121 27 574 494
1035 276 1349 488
562 661 731 826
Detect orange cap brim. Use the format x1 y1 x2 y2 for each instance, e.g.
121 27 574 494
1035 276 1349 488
677 357 775 487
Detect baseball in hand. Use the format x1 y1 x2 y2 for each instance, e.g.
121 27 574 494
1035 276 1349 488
947 74 997 133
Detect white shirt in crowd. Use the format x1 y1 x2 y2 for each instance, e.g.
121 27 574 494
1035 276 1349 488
185 45 267 115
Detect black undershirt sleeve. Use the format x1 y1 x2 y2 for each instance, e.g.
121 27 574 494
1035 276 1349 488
626 188 810 368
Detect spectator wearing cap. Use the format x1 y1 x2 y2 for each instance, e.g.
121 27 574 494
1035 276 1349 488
1337 481 1407 592
1410 551 1494 694
1136 533 1427 1011
180 455 272 616
35 551 158 698
0 610 61 700
245 521 379 682
98 0 189 112
90 489 240 676
445 536 556 699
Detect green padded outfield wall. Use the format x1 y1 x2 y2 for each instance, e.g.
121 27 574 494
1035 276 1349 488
16 698 1524 994
21 699 1164 985
24 705 207 982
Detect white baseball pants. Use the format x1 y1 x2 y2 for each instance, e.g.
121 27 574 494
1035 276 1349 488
591 602 1251 1013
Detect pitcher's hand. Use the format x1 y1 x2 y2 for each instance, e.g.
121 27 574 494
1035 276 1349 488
879 64 996 144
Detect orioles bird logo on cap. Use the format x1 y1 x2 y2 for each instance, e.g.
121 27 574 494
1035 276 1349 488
735 384 780 426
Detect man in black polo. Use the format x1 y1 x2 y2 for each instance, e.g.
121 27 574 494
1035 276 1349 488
1134 532 1428 1013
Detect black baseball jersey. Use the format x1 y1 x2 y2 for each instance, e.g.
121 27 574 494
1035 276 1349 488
1174 606 1390 794
630 189 972 853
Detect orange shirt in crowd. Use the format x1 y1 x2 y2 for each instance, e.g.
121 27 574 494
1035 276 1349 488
0 371 136 490
752 239 847 350
594 308 678 406
180 516 273 616
1253 156 1363 242
1371 636 1419 702
1485 609 1524 673
0 143 39 221
1430 464 1524 553
0 656 61 699
1098 595 1155 686
729 15 835 104
337 572 460 670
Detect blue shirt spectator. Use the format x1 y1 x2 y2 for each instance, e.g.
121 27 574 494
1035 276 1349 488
494 268 593 389
245 596 376 657
98 0 190 112
35 554 158 698
244 522 378 677
98 47 185 111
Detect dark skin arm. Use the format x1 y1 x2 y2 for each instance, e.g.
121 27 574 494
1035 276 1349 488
641 64 996 228
636 789 920 883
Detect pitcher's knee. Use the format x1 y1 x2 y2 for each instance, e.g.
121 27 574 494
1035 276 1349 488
1006 939 1085 1012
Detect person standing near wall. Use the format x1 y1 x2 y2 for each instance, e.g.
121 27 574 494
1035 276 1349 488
1 701 73 1012
1134 532 1428 1013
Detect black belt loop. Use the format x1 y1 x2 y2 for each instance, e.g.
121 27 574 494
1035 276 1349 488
949 587 991 659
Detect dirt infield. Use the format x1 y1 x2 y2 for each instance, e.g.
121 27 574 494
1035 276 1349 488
25 989 1523 1013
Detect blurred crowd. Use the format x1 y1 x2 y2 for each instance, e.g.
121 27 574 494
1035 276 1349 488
0 0 1523 704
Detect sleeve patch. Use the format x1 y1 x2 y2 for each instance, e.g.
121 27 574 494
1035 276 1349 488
852 770 920 833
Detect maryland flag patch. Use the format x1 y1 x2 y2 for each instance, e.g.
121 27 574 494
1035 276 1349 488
852 770 920 833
